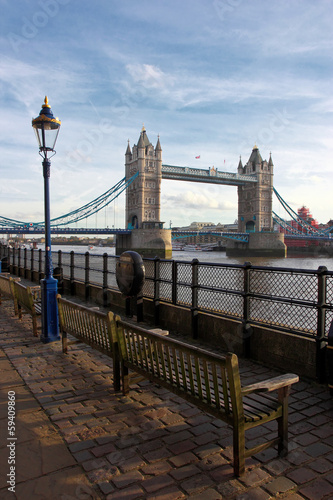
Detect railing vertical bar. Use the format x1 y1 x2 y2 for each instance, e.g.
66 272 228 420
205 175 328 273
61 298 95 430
154 257 160 325
85 251 90 302
191 258 199 339
317 266 327 383
243 261 252 357
70 251 75 295
23 247 27 279
38 248 43 281
31 248 34 276
103 252 108 307
172 260 177 304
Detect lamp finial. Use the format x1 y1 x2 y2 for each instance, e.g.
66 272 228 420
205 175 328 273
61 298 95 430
43 96 51 108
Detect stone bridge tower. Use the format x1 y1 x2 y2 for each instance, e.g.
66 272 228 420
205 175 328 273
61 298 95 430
117 126 171 258
237 145 274 233
125 126 162 229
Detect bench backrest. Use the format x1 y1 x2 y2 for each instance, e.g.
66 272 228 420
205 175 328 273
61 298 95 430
0 275 20 297
13 281 36 311
57 296 117 356
115 319 244 423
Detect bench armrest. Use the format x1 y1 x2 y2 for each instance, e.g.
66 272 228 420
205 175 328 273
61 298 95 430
241 374 299 395
30 287 41 302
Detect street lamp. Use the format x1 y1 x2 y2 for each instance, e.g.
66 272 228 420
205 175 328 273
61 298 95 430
32 96 61 343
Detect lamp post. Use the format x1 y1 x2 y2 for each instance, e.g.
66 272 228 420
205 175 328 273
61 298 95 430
32 96 61 343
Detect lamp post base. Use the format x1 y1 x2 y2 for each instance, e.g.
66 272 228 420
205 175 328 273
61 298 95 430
41 276 60 343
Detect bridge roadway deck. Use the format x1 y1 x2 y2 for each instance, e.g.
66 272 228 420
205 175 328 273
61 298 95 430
1 281 333 499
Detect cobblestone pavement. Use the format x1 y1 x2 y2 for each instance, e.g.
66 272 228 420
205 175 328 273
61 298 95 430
0 299 333 500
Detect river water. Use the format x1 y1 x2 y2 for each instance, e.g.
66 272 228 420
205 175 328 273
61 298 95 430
48 245 333 272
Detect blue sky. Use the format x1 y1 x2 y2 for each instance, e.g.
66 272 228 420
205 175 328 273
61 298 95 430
0 0 332 229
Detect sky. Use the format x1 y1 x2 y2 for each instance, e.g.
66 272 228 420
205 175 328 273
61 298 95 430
0 0 332 230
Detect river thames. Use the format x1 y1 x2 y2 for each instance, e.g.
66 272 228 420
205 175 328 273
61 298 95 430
49 244 333 271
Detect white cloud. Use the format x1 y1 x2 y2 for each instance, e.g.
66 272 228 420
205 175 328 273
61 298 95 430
126 63 173 90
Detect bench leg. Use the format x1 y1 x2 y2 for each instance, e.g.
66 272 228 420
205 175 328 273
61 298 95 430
233 423 245 476
18 304 22 320
62 331 68 354
113 348 121 392
121 362 130 395
278 386 290 457
32 316 38 337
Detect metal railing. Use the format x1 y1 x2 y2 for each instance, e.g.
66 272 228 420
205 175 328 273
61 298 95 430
1 244 332 380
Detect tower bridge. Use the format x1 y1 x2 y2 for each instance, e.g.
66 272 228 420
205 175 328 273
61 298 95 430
1 126 294 257
118 126 283 257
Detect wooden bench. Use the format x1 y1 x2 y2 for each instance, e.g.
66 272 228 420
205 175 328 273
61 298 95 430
56 295 299 476
12 281 42 336
57 295 121 389
114 320 299 476
0 274 20 314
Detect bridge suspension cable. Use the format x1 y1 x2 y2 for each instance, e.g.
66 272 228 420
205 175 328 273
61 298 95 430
0 173 138 229
273 188 322 235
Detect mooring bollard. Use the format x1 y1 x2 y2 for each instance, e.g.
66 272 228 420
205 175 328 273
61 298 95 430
116 251 145 322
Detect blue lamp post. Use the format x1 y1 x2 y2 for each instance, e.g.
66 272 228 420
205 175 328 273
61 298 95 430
32 96 61 343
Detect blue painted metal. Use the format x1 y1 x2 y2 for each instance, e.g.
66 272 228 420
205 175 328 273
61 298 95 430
0 227 131 235
40 155 60 343
32 98 61 344
0 172 139 231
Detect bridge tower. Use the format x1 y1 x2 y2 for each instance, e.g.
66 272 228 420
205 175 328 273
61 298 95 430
117 126 172 258
125 126 162 229
237 145 274 233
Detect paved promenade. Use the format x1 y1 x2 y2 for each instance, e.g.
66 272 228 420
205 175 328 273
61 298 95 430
0 299 333 499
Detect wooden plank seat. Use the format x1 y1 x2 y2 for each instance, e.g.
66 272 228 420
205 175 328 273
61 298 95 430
114 320 299 476
12 280 42 336
56 295 299 476
0 274 20 314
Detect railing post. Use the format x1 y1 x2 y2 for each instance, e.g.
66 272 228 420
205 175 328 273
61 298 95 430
31 248 34 277
243 262 252 357
103 252 108 307
23 247 27 278
57 249 62 269
317 266 327 383
154 257 160 325
70 251 75 295
85 252 90 301
191 258 199 339
12 248 15 274
17 247 21 276
38 248 43 281
172 260 178 305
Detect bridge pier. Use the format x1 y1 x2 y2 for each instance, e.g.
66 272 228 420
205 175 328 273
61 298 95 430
116 227 172 259
226 232 286 258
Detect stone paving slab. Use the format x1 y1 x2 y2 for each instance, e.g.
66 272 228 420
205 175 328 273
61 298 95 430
0 299 333 499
